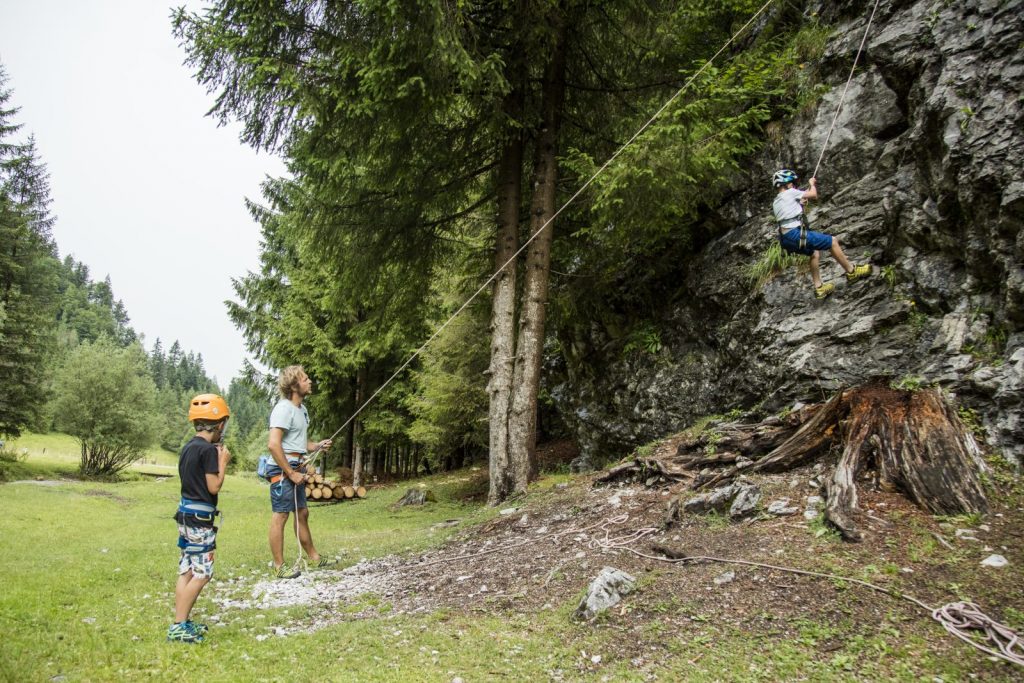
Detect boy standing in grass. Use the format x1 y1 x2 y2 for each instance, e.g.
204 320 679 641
168 394 231 644
772 169 871 299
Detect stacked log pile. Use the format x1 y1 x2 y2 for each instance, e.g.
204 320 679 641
304 473 367 502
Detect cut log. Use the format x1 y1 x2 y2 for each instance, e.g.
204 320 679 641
342 486 355 499
693 391 844 491
354 486 366 499
321 486 333 500
751 389 844 473
311 487 323 499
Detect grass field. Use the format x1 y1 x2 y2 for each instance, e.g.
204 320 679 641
0 432 179 480
0 457 528 683
1 434 1020 682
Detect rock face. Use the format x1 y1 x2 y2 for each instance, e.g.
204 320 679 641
554 0 1024 469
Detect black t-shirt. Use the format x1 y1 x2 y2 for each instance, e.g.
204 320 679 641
178 436 220 507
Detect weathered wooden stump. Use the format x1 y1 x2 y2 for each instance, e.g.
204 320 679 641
599 383 989 541
396 488 435 506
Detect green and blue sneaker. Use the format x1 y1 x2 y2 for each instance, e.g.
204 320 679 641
185 620 208 635
167 621 203 644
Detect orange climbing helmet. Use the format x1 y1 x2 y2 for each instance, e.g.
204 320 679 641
188 394 231 423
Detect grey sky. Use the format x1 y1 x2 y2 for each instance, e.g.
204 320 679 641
0 0 285 386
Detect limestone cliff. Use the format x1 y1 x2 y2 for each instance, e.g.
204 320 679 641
552 0 1024 469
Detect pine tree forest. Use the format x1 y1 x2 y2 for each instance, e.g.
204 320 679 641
172 0 825 503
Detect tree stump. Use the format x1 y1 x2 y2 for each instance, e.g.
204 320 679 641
822 386 988 539
601 383 989 541
396 488 434 506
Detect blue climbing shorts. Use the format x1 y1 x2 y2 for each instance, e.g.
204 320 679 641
779 227 833 256
270 477 308 513
177 524 217 578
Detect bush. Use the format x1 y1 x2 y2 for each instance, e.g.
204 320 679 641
51 338 158 476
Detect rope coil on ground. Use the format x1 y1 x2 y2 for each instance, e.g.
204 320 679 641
932 601 1024 667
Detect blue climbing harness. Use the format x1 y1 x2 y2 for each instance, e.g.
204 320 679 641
176 497 220 554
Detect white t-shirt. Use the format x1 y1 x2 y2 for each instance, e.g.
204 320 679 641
269 399 309 455
772 188 806 229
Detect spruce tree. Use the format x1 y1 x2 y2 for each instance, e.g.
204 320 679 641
0 66 60 438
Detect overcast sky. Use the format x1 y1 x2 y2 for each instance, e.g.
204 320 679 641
0 0 286 387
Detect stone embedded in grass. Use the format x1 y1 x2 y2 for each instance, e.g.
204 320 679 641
713 570 736 586
729 484 761 519
767 499 799 516
980 554 1008 568
573 566 636 622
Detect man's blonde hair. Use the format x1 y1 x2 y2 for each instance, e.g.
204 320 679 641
278 365 306 399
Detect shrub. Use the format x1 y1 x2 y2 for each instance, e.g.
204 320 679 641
51 337 158 476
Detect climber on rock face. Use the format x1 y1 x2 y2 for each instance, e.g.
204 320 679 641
771 169 871 299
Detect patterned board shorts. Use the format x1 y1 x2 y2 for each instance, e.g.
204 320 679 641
177 523 217 578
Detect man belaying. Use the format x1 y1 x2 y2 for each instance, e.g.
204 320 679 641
266 364 338 578
168 393 232 644
772 169 872 299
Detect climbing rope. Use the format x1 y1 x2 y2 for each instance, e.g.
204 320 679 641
302 0 780 455
933 602 1024 666
810 0 884 180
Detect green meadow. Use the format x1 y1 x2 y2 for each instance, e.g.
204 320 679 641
1 434 1018 682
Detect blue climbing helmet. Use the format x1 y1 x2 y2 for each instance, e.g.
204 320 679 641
773 169 799 187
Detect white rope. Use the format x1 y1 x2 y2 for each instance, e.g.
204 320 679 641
810 0 883 180
933 601 1024 667
308 0 780 451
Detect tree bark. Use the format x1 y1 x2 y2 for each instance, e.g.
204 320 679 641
487 57 526 507
645 385 989 542
507 9 568 500
822 386 989 540
352 367 365 488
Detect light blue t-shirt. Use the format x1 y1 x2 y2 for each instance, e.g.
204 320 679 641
269 399 309 455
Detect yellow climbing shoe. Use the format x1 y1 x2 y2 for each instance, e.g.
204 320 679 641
846 263 872 282
815 283 835 299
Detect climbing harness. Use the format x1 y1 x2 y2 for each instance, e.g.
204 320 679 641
777 212 811 252
176 497 221 554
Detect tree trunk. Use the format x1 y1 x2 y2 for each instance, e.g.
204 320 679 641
487 68 526 507
507 10 568 501
352 368 365 488
823 386 989 540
